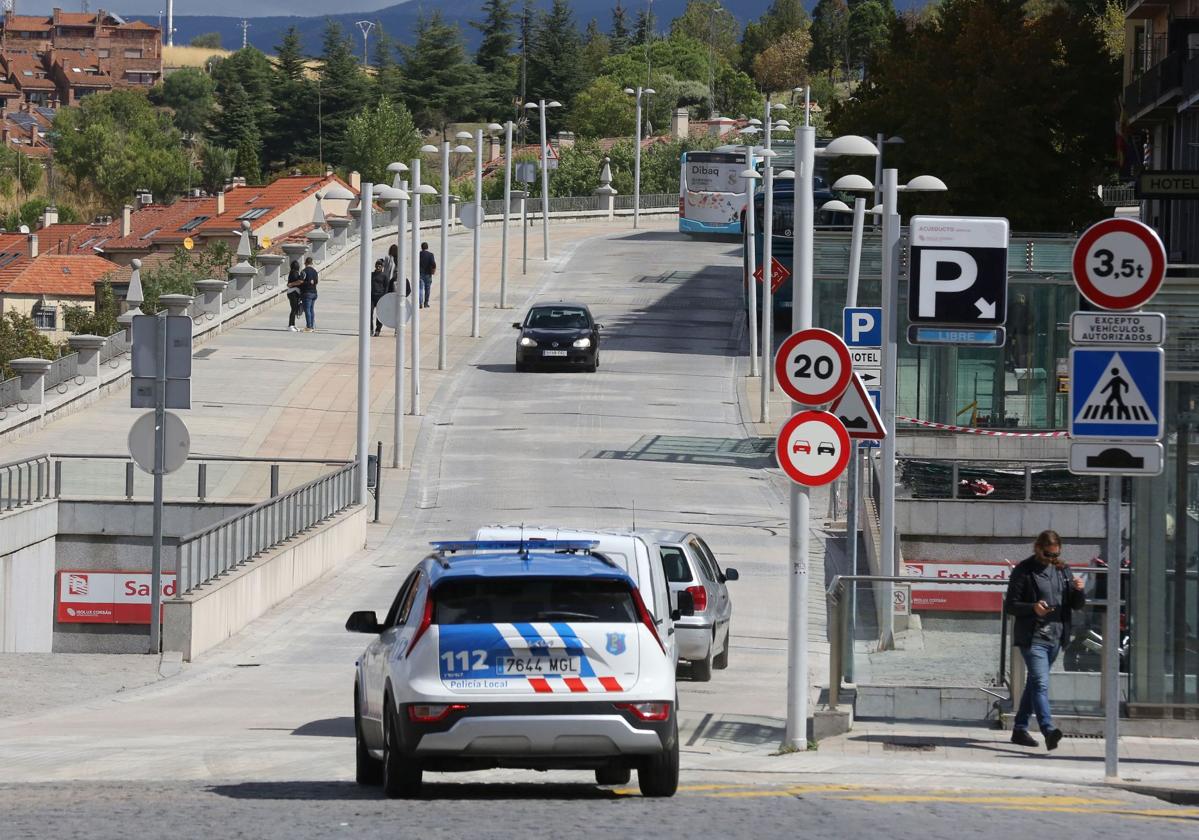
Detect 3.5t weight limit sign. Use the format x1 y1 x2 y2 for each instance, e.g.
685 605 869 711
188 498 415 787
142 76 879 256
1072 218 1166 311
774 328 852 406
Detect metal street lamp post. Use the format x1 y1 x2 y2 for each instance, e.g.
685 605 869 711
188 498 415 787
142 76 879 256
525 99 562 259
759 146 778 423
380 169 410 469
739 127 761 379
624 86 655 229
410 158 438 416
783 117 879 751
356 182 373 506
500 120 515 308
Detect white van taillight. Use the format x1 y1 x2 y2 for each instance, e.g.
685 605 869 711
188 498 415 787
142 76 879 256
615 701 671 721
631 587 665 654
408 703 468 723
405 596 434 658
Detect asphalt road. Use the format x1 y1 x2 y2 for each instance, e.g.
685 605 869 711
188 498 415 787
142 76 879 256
1 223 1196 836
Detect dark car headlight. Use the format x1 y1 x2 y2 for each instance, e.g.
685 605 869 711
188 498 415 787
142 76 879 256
572 337 592 349
519 336 537 347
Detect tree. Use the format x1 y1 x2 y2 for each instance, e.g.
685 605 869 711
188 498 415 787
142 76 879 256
569 76 636 138
64 281 119 337
161 67 215 139
199 144 234 194
847 0 892 76
211 80 261 182
670 1 740 62
810 0 850 79
399 11 485 133
610 1 631 53
472 0 518 119
830 0 1116 231
269 27 315 166
528 0 585 128
316 21 374 164
344 97 421 183
190 32 222 49
739 0 811 75
752 28 812 92
632 8 656 46
0 145 39 198
51 89 191 208
372 26 404 105
580 19 611 83
0 312 58 378
1 198 80 231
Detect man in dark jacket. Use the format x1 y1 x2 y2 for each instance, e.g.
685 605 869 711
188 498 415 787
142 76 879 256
1004 529 1086 750
418 242 435 308
371 260 389 336
300 257 319 331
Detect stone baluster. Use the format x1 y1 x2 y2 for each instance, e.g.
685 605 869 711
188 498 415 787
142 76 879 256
8 358 51 409
327 217 351 253
595 156 618 221
255 253 285 290
193 279 228 327
67 335 106 379
158 294 195 317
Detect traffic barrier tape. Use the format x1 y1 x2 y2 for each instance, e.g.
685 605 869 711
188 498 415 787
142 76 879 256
897 416 1069 437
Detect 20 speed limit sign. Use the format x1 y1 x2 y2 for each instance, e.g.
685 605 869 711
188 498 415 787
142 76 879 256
774 327 853 405
1071 218 1166 311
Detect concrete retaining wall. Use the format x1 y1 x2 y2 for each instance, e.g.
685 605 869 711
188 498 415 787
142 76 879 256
162 505 367 661
0 500 57 652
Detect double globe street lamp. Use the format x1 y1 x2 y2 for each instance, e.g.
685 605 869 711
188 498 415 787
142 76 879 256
623 86 655 229
524 99 562 259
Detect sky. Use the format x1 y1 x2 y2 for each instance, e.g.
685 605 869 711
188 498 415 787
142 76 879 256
16 0 411 17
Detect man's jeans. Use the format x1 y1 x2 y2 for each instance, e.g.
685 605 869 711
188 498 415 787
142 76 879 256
420 274 433 307
302 293 317 329
1014 639 1061 734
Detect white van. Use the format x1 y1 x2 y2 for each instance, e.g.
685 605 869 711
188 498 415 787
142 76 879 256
474 526 679 665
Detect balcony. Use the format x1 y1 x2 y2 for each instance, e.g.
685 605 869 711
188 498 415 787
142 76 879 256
1124 49 1185 121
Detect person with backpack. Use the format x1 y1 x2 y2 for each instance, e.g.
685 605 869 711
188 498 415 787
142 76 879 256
285 260 303 332
300 257 319 331
371 259 389 337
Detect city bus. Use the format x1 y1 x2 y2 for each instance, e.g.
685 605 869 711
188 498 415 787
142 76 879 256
743 175 848 326
678 149 750 236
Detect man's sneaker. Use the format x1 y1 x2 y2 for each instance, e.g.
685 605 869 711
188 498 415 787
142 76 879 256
1010 729 1039 748
289 325 298 332
1045 729 1064 751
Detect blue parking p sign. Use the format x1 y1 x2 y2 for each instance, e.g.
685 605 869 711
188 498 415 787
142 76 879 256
843 307 882 347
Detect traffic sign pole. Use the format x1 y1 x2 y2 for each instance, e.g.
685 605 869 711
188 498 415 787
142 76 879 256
879 168 901 648
1104 474 1120 780
761 156 774 423
149 311 167 654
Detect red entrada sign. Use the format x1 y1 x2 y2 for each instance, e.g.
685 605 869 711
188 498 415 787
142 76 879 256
902 561 1013 612
753 256 791 293
57 571 176 624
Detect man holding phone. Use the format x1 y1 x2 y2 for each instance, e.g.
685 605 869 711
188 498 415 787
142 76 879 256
1004 529 1087 751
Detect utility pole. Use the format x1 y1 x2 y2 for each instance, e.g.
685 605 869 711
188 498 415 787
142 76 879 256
356 21 375 68
166 0 174 47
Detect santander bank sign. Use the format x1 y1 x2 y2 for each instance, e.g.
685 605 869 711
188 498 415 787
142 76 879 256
57 571 176 624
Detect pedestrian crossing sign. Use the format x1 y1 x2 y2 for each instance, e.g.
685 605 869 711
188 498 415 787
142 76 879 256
1069 346 1164 440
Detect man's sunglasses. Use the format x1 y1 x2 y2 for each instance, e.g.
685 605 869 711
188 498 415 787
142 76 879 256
1040 550 1061 559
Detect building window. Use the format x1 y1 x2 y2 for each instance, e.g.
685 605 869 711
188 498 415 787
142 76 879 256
97 49 109 58
123 49 142 59
32 304 57 330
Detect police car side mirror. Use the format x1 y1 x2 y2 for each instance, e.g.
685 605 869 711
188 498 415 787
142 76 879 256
675 591 696 617
345 610 381 634
723 568 740 582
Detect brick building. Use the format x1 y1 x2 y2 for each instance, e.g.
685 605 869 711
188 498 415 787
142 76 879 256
0 9 161 107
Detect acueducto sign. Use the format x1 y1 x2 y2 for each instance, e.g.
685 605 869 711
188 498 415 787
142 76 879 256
57 571 176 624
902 561 1013 612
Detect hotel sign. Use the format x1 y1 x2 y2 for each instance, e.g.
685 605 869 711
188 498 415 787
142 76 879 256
1136 170 1199 199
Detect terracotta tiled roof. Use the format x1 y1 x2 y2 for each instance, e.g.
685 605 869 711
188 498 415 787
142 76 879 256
53 12 98 27
52 49 111 86
194 174 352 238
0 254 117 297
95 250 176 285
115 21 160 32
3 16 52 33
36 223 93 255
80 197 217 252
4 54 57 89
0 80 20 96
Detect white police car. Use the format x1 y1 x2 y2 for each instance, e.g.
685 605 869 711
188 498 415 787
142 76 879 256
347 540 687 798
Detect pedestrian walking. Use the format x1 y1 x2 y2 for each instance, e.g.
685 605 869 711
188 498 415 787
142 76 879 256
1005 529 1086 751
419 241 435 308
371 259 389 336
285 260 303 331
300 256 319 331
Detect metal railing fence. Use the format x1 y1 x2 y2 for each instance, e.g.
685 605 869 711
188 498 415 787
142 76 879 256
896 456 1104 502
0 376 19 410
99 329 129 366
176 461 358 593
1 454 53 510
44 353 79 393
614 193 676 210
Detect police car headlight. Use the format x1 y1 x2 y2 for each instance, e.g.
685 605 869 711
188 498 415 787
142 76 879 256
572 337 591 348
519 336 537 347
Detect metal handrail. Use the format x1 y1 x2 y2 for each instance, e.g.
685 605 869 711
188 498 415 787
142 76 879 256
44 353 79 392
1 453 53 511
0 375 19 410
176 461 358 593
52 452 351 466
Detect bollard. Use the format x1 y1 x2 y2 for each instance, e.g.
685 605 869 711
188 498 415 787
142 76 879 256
828 587 844 709
197 463 207 501
270 464 280 498
125 461 134 500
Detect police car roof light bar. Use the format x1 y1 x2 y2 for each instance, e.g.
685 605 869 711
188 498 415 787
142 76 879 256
428 539 601 554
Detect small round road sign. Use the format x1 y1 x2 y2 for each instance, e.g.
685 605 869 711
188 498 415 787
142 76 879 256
774 328 853 406
128 411 190 475
775 410 851 486
375 292 412 329
1071 218 1166 311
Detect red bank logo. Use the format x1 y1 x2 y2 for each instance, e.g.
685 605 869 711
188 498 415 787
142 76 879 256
68 574 89 596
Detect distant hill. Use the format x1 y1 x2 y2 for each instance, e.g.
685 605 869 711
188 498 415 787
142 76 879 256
140 1 928 58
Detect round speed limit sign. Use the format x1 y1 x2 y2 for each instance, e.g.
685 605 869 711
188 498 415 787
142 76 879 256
774 327 852 405
1071 218 1166 311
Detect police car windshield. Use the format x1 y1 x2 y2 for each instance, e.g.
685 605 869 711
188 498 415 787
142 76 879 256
434 578 637 624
